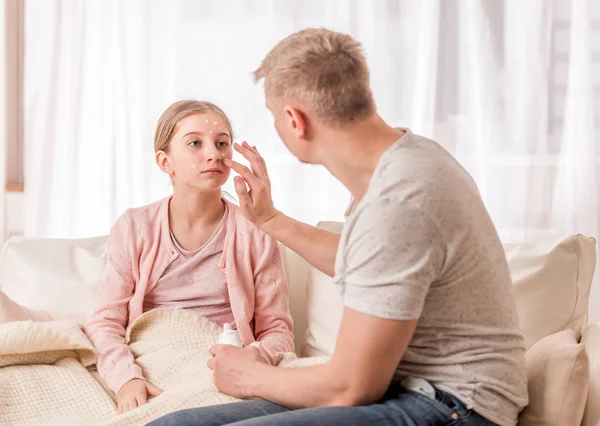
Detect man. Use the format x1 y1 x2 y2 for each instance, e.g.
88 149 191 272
150 28 527 426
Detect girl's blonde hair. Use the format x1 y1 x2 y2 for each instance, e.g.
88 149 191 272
154 100 234 153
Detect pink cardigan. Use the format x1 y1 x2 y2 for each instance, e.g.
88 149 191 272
83 197 294 394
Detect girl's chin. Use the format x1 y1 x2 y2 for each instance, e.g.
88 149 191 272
190 177 228 191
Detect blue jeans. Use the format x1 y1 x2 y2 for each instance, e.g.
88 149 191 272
147 384 497 426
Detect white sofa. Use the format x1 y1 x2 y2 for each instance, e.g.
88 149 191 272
0 229 598 426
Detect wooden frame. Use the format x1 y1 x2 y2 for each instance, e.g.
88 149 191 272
3 0 23 192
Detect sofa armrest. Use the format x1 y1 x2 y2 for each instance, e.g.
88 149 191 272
582 322 600 426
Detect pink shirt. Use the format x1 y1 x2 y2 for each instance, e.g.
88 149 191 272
142 205 235 326
83 197 294 394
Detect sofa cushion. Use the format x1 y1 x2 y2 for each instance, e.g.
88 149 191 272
301 257 344 357
519 329 589 426
0 236 108 324
300 221 344 357
581 323 600 426
0 289 52 324
302 229 597 357
279 243 311 352
505 234 596 349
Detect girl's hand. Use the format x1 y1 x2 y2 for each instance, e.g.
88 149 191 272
116 378 162 413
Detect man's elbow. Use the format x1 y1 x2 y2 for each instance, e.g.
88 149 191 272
325 385 387 407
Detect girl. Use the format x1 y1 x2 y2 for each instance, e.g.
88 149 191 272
84 100 294 413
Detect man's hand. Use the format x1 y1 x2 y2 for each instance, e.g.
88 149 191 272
223 142 279 226
116 378 162 413
207 344 266 399
224 141 340 277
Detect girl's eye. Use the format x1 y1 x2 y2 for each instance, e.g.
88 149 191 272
188 140 200 147
217 141 230 148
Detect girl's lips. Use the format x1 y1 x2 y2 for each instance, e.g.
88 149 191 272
202 169 223 175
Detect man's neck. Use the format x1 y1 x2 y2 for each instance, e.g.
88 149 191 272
317 115 405 203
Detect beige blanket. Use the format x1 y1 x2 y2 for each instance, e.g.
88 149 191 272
0 308 328 426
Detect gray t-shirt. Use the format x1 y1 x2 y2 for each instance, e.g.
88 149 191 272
334 129 528 426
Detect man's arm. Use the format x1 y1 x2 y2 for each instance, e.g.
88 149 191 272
245 306 416 407
245 196 441 407
210 195 443 407
224 142 340 277
260 211 339 277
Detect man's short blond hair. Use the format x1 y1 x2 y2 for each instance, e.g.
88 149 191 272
253 28 375 124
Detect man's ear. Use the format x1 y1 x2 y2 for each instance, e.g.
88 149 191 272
155 150 172 175
284 106 306 140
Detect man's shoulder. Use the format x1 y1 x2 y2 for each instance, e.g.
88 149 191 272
377 132 469 188
369 133 479 221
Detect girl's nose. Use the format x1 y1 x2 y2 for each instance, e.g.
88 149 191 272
204 145 221 161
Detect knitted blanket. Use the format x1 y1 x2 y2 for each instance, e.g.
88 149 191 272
0 308 327 425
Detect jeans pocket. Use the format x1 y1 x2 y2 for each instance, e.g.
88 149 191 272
406 389 461 425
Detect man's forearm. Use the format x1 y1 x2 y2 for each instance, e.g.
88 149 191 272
250 362 350 409
260 212 340 277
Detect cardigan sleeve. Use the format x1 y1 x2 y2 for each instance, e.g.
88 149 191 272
83 213 145 394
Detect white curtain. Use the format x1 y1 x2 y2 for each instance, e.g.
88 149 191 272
23 0 599 321
23 0 178 237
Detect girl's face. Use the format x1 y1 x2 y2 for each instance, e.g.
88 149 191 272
159 112 233 192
